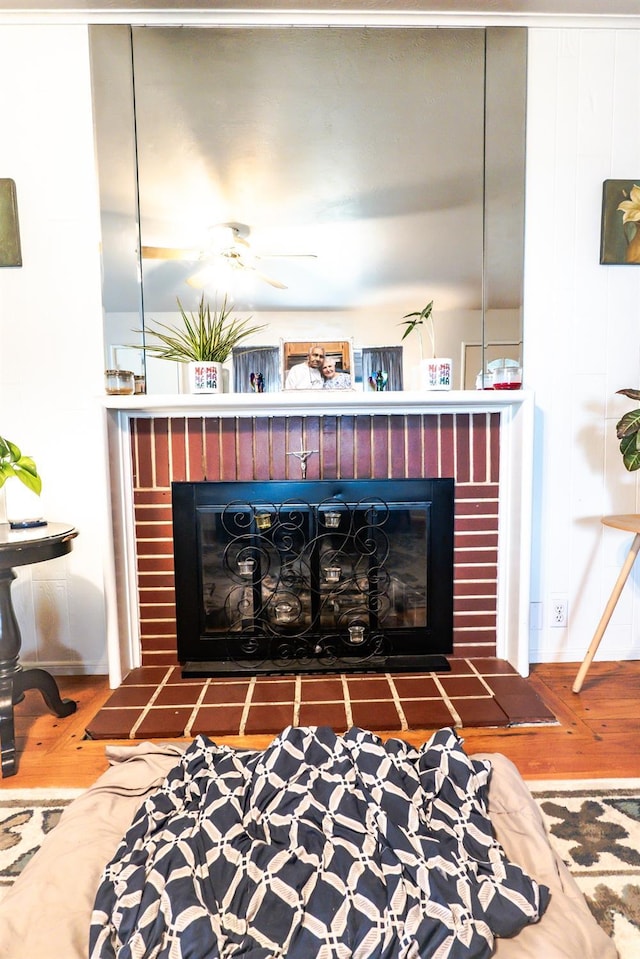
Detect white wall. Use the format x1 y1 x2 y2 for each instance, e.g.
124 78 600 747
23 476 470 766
2 20 640 679
525 28 640 663
0 25 113 675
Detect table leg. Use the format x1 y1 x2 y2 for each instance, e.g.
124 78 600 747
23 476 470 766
0 567 77 777
0 669 77 778
0 675 16 778
13 667 77 717
573 532 640 693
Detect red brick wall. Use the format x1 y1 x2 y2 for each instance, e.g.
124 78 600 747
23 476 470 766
131 413 500 666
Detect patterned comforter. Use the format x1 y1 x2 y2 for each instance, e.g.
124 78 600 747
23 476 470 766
89 726 549 958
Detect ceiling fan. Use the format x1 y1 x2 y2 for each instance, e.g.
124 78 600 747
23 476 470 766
140 223 316 290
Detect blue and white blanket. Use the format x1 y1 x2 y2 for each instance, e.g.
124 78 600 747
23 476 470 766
89 726 549 958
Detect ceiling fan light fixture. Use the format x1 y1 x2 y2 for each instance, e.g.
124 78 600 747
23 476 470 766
206 224 236 252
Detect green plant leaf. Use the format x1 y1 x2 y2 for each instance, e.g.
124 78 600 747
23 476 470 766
140 293 267 363
620 431 640 471
616 409 640 439
399 319 422 341
0 435 42 494
616 388 640 402
399 301 434 358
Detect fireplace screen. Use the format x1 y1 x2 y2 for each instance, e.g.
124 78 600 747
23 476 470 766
172 479 454 675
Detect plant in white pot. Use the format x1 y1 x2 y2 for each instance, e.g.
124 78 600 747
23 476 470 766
0 434 44 528
141 293 267 393
399 300 452 391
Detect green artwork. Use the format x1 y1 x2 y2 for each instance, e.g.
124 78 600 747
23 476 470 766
600 178 640 265
0 178 21 268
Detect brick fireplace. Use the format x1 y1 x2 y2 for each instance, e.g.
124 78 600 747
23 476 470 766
128 411 501 670
103 390 533 686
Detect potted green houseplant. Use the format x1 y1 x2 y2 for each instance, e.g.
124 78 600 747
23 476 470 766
615 388 640 471
398 301 452 390
141 293 267 393
0 434 44 527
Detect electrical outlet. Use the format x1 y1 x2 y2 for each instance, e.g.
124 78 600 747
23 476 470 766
550 596 568 628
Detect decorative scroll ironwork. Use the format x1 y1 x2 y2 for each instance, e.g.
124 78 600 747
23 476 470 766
199 495 426 671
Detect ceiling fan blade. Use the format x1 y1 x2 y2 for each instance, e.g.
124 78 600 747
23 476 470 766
141 245 202 260
255 270 288 290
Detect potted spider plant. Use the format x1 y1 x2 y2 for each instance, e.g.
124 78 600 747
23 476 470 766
398 301 452 391
0 434 44 527
141 293 267 393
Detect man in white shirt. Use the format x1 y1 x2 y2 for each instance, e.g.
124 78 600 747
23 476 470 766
284 344 325 389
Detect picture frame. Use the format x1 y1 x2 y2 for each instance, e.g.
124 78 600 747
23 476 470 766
281 339 354 390
600 179 640 265
361 346 404 391
0 178 22 268
232 346 281 393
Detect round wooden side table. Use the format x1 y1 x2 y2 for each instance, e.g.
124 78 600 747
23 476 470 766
573 514 640 693
0 522 79 777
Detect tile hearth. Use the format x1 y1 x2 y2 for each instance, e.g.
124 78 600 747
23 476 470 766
85 658 556 740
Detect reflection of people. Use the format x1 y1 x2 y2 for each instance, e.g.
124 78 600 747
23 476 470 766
322 360 352 390
284 344 325 389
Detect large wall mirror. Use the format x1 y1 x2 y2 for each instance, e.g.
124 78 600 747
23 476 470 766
90 24 526 393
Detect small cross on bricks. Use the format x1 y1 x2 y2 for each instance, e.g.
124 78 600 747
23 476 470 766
286 449 318 478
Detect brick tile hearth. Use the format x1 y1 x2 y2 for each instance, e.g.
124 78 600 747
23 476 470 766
85 658 556 740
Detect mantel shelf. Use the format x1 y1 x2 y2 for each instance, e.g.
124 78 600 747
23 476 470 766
103 389 533 417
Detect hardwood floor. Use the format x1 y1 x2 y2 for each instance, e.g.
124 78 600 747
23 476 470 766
2 661 639 789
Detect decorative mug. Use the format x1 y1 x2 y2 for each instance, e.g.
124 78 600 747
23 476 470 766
423 358 453 391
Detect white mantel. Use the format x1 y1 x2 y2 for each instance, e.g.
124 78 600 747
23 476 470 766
103 389 532 417
104 389 534 685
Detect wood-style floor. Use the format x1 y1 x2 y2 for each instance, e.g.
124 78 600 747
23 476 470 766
2 661 639 789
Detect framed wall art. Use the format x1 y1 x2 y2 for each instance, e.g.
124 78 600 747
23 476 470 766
0 178 22 267
600 179 640 265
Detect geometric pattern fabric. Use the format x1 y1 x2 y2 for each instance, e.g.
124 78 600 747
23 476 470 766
90 727 549 958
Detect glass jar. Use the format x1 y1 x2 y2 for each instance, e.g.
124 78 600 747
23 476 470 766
105 369 135 395
491 365 522 390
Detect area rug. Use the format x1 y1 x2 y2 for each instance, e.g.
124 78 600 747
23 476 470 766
0 788 82 902
529 778 640 959
1 779 637 958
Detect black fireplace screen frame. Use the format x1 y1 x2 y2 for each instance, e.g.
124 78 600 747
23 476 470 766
172 478 454 676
